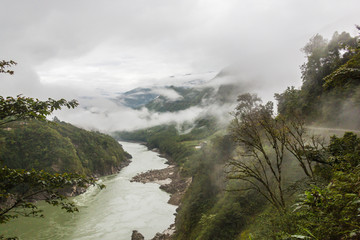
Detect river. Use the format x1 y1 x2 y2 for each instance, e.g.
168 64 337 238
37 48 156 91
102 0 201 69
0 142 177 240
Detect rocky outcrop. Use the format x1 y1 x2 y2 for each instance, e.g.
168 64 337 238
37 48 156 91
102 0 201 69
131 230 145 240
131 165 191 206
131 165 175 184
150 223 176 240
58 184 87 197
93 157 132 177
131 225 174 240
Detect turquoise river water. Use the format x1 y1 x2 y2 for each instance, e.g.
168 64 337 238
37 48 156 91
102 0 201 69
0 142 177 240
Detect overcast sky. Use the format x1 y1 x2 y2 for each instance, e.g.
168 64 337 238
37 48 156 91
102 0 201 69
0 0 359 130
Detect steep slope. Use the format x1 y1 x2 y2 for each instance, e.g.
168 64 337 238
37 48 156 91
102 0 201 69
0 120 131 176
276 32 360 128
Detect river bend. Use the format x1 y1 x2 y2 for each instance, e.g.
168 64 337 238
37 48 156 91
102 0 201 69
0 142 177 240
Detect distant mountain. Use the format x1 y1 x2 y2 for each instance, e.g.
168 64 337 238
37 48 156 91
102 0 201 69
114 87 159 109
110 69 242 113
145 86 215 112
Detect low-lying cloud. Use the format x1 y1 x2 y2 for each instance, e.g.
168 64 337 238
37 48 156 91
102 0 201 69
1 0 359 132
53 95 236 132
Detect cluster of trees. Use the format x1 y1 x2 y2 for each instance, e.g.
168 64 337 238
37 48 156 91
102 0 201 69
275 27 360 128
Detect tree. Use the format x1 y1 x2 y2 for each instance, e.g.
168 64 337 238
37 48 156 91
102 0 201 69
0 61 17 75
0 60 101 228
276 30 359 121
228 93 287 210
228 94 328 210
0 95 78 126
0 62 78 126
274 86 302 117
282 115 328 179
0 167 96 224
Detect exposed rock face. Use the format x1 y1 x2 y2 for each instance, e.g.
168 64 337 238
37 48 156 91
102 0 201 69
131 230 145 240
93 157 132 177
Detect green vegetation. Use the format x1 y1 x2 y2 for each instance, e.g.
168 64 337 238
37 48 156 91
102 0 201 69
247 132 360 239
116 26 360 240
113 116 218 169
1 120 130 176
0 61 128 238
275 28 360 128
0 167 98 225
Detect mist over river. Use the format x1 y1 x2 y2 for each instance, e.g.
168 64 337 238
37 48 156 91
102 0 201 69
0 142 177 240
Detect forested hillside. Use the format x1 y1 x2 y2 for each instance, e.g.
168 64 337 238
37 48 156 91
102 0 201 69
0 119 131 176
275 30 360 128
115 27 360 240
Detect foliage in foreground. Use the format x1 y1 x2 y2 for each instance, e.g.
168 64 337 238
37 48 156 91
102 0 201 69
0 60 106 233
0 167 102 224
247 132 360 240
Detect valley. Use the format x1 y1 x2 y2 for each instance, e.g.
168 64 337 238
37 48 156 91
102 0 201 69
0 7 360 240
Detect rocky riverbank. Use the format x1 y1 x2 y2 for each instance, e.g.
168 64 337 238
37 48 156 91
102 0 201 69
131 164 191 206
130 154 191 240
131 228 176 240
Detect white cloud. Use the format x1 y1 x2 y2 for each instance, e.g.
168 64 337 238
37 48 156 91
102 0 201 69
53 96 236 132
150 88 183 101
1 0 359 130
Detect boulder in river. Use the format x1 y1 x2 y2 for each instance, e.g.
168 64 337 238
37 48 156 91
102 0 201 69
131 230 145 240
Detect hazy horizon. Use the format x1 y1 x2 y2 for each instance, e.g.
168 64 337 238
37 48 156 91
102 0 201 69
1 0 359 131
